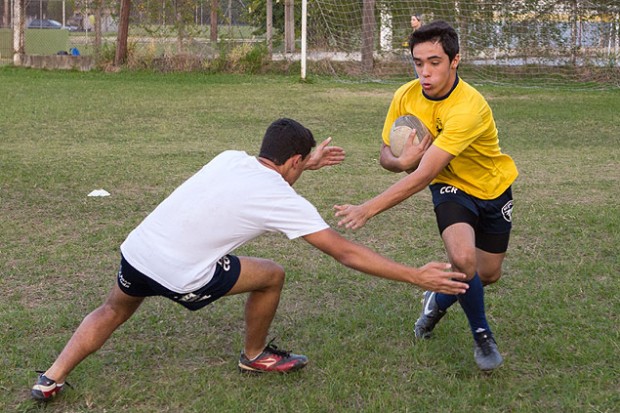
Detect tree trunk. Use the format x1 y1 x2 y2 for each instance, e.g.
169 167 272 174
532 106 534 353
114 0 130 65
210 0 218 43
177 11 185 52
94 0 102 56
570 0 579 65
284 0 294 53
361 0 375 72
266 0 273 55
3 0 10 27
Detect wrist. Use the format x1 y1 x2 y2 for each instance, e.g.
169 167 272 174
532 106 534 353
304 157 318 170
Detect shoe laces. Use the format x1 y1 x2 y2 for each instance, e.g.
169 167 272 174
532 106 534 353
475 334 495 356
263 338 291 358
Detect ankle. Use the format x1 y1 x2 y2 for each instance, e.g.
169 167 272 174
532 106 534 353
42 371 65 385
243 349 263 361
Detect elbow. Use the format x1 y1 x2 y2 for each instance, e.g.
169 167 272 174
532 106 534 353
380 152 403 173
379 152 391 170
331 248 358 269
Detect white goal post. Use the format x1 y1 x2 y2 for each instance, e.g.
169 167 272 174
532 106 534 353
300 0 620 87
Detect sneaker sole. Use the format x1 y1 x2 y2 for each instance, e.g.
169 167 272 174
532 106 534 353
238 361 308 374
476 358 504 372
31 389 62 402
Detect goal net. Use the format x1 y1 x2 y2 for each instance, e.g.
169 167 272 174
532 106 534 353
306 0 620 87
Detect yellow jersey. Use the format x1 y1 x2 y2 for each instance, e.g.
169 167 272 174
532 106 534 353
382 77 518 199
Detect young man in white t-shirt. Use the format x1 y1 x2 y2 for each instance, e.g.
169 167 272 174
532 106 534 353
32 118 468 402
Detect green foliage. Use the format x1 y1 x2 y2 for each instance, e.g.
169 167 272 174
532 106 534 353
207 41 270 73
246 0 289 35
0 68 618 412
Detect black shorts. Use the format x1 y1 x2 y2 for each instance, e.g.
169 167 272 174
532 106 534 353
430 184 514 254
117 254 241 311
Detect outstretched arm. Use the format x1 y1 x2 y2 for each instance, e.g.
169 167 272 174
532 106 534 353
334 145 454 230
303 228 468 295
304 137 346 170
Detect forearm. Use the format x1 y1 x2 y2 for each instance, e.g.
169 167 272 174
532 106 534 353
363 174 429 220
304 229 468 295
338 244 420 285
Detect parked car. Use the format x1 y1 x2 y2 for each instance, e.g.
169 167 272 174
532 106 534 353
28 19 78 31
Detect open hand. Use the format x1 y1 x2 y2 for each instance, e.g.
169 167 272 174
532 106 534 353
305 137 345 170
414 262 469 295
334 203 370 230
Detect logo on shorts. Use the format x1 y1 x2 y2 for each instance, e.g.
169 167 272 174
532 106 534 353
502 200 513 222
179 292 212 303
218 256 231 271
118 271 131 288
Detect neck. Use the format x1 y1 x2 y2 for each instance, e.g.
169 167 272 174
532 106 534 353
257 156 279 172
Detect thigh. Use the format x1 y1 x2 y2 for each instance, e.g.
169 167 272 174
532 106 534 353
441 222 477 278
225 256 285 296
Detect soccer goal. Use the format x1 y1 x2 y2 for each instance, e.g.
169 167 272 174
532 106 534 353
300 0 620 88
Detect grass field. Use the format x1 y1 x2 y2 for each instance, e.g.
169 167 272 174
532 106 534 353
1 67 619 413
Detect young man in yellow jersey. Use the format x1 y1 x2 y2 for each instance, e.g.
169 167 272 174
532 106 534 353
334 21 518 371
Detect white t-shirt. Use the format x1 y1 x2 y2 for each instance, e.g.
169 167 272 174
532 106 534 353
120 150 329 293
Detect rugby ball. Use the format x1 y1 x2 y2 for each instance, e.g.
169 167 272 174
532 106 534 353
388 115 431 157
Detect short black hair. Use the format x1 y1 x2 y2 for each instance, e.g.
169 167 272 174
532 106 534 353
259 118 316 165
409 20 460 61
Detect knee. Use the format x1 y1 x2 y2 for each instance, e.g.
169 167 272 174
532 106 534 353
99 301 135 326
479 269 502 286
449 253 477 280
266 261 286 289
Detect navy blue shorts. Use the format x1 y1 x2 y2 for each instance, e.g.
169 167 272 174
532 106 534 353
429 183 514 253
117 254 241 311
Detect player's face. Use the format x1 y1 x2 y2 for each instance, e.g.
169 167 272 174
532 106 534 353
410 16 421 30
412 41 460 99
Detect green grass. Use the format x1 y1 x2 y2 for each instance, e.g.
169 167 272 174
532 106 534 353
1 67 619 412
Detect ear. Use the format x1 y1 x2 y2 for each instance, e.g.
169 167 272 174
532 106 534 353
291 154 304 168
451 53 461 70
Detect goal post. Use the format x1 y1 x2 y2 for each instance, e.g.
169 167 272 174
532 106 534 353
300 0 620 88
301 0 307 79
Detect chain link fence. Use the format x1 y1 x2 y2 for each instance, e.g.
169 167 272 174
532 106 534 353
1 0 618 87
0 0 260 68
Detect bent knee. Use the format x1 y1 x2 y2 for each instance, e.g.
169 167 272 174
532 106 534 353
264 260 286 288
479 270 502 286
274 263 286 284
450 255 477 279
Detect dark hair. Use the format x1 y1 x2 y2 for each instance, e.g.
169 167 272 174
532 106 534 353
408 20 459 61
259 118 316 165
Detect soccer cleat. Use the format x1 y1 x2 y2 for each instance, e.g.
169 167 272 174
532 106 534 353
473 330 503 371
238 339 308 373
414 291 447 339
31 373 65 402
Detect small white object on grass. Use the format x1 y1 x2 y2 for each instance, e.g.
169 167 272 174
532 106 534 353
87 189 111 197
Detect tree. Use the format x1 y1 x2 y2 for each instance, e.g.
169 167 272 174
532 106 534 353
361 0 375 72
211 0 218 42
